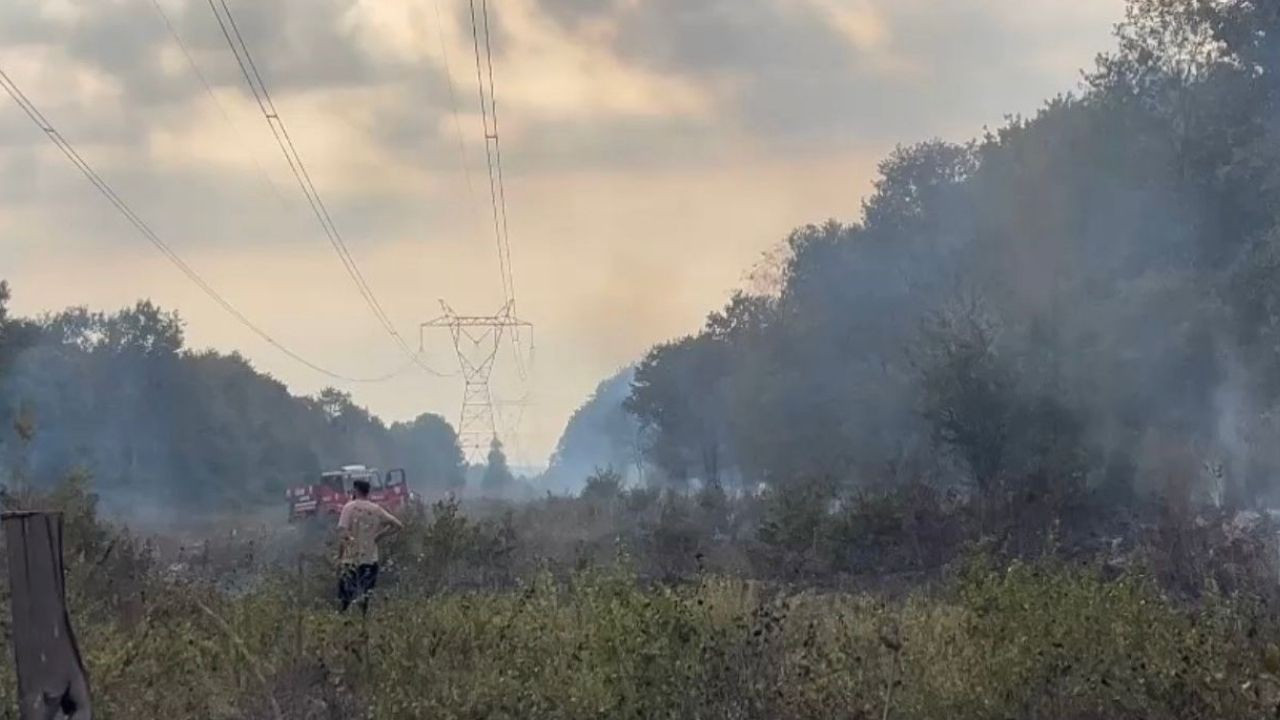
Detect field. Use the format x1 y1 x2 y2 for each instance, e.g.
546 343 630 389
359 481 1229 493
52 564 1280 720
3 479 1280 719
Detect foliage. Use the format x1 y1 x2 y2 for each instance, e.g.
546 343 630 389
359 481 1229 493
543 368 641 494
2 479 1279 719
626 335 732 487
0 296 466 516
579 467 624 505
915 297 1014 496
380 496 519 593
14 1 1280 711
481 438 515 495
611 0 1280 520
389 413 466 491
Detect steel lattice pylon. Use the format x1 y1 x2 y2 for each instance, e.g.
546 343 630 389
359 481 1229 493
422 301 532 462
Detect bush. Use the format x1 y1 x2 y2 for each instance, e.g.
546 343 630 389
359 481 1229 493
5 474 1280 718
8 555 1277 719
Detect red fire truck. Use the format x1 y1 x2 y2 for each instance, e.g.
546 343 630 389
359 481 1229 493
285 465 417 522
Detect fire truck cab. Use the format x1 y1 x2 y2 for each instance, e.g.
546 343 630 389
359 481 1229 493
285 465 416 522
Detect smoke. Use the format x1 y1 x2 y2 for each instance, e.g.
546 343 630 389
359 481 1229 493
0 301 466 524
541 366 642 494
603 0 1280 511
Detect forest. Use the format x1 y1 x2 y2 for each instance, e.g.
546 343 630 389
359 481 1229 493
0 284 466 519
555 0 1280 521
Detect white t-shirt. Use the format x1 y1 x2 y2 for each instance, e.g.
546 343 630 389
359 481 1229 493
337 498 399 566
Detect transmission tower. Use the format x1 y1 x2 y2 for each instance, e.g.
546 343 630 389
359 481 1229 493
421 0 534 465
422 301 532 462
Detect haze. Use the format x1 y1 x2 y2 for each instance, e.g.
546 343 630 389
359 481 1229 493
0 0 1122 466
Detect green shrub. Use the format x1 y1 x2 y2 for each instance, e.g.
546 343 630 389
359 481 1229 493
2 478 1279 719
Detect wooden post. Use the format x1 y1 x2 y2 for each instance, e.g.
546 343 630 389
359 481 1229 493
2 511 92 719
294 555 304 661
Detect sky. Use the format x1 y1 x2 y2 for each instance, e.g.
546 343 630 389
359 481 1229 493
0 0 1124 468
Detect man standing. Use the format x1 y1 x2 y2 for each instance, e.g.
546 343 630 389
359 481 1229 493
337 478 403 614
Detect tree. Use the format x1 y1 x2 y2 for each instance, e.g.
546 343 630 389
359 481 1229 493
102 300 183 357
38 301 184 357
0 297 466 515
626 335 731 487
580 467 624 504
862 140 976 240
915 298 1015 497
612 0 1280 515
0 280 11 375
317 388 354 421
481 438 514 494
545 367 642 493
389 413 465 492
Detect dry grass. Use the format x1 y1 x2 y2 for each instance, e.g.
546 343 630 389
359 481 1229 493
0 560 1274 719
3 480 1279 719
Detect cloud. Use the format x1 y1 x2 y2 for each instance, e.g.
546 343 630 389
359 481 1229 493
0 0 1126 461
2 0 1119 192
532 0 1120 143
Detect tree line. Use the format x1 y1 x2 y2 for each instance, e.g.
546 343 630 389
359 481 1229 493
0 285 466 516
578 0 1280 523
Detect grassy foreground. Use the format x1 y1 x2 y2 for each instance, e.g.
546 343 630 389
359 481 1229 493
0 560 1272 719
2 481 1279 719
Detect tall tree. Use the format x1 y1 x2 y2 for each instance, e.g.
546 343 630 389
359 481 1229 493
481 438 515 494
389 413 466 492
544 367 642 493
0 294 466 515
618 0 1280 509
915 298 1014 496
626 335 731 487
0 281 10 376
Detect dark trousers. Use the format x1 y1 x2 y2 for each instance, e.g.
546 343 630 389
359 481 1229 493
338 563 379 614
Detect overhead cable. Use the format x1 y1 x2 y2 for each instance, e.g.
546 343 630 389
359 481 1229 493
148 0 291 209
468 0 529 381
468 0 517 310
432 0 485 231
209 0 450 378
0 68 417 384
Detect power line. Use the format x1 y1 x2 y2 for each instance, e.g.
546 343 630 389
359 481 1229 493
468 0 529 381
0 68 416 385
208 0 450 378
426 2 534 458
209 0 406 358
148 0 291 209
432 0 485 230
481 0 517 310
468 0 516 310
422 301 531 462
